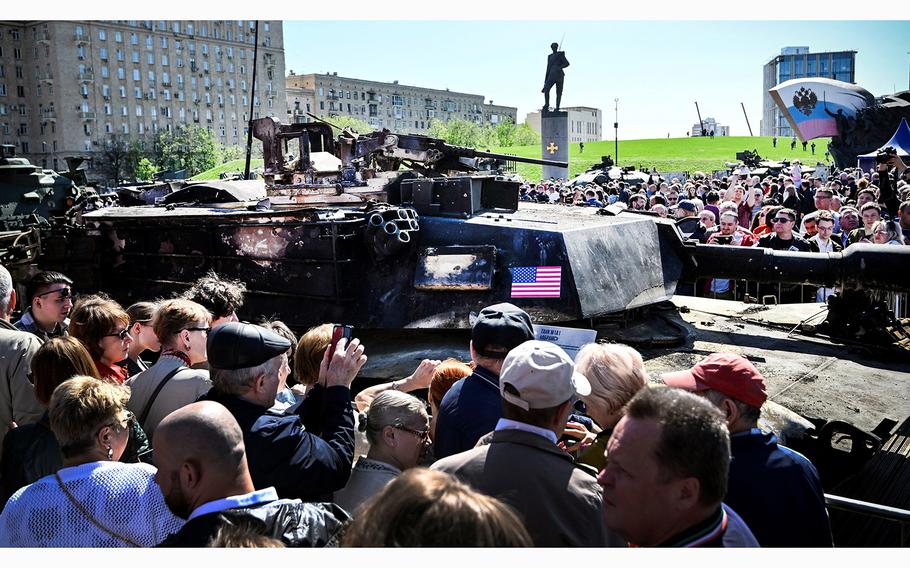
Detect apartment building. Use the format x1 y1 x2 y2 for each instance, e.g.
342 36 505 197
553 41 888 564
525 106 602 143
286 71 517 133
0 20 286 175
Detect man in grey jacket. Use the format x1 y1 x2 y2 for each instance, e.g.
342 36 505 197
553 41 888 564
0 264 44 457
432 340 624 547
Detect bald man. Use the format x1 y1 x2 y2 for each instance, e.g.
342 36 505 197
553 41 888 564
155 402 350 547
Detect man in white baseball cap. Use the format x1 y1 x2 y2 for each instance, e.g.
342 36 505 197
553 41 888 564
432 340 624 547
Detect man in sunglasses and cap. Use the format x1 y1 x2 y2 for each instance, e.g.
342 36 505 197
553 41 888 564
14 270 74 343
201 322 366 502
434 340 622 547
433 302 535 459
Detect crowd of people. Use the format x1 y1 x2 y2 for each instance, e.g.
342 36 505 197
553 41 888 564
0 262 838 548
521 154 910 304
521 156 910 245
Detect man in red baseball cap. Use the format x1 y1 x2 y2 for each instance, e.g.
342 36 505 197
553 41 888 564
662 353 832 548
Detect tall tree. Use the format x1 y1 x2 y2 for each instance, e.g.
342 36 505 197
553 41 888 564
153 125 223 176
96 134 131 185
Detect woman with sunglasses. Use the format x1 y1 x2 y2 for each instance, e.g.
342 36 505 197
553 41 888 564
334 390 430 516
126 299 212 440
0 376 183 547
69 294 134 384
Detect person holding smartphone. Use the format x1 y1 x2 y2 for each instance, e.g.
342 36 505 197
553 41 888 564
202 322 366 503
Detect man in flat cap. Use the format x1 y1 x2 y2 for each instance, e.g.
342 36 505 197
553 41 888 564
433 302 535 459
201 322 366 502
663 353 832 547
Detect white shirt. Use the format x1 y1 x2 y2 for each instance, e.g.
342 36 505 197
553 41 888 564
188 487 279 521
810 235 835 253
0 461 184 547
494 417 558 444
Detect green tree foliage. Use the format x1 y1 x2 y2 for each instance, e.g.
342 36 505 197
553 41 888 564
321 115 372 137
152 126 223 176
134 158 156 181
426 117 539 149
513 122 541 146
428 118 487 148
222 145 247 162
96 134 131 185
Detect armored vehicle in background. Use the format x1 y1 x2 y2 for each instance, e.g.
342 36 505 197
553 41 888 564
0 144 96 230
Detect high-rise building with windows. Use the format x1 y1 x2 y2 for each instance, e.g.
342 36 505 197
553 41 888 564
286 71 516 133
760 46 857 137
0 20 285 178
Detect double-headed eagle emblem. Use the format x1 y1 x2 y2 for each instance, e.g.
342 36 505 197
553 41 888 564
793 87 818 116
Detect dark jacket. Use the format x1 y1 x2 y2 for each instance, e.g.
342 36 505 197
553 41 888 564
658 504 759 547
724 429 833 547
200 387 355 502
433 366 503 460
158 499 350 547
757 233 813 252
0 415 61 510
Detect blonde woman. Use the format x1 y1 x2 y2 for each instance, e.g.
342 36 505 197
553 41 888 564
0 377 183 547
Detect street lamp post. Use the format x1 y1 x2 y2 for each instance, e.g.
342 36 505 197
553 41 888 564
614 98 619 166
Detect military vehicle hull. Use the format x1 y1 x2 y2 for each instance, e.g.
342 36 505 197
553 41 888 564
80 201 693 329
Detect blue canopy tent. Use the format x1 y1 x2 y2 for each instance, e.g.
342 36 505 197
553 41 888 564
857 118 910 173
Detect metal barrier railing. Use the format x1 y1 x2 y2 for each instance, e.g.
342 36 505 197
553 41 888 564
680 279 909 320
825 493 910 547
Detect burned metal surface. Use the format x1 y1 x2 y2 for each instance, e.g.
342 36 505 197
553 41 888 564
414 246 496 291
250 116 567 193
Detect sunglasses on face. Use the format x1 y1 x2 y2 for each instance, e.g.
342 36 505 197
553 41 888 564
184 326 211 335
393 424 430 442
100 411 136 435
35 287 75 301
772 218 793 224
104 328 132 341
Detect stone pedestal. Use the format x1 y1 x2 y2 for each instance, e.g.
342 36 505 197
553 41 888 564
541 110 569 180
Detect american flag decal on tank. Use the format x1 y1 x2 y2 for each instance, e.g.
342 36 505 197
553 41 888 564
510 266 562 298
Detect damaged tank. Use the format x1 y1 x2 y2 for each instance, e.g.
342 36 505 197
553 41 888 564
68 117 910 338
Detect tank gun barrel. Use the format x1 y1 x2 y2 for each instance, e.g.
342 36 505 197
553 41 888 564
452 146 568 169
686 243 910 293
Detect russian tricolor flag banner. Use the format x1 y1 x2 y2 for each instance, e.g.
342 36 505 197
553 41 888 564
770 78 875 142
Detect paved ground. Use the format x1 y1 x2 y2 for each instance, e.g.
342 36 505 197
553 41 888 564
644 297 910 433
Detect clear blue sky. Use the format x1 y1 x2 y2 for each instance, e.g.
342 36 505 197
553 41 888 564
284 20 910 140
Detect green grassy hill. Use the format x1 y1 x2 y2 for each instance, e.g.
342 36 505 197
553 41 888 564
191 136 829 183
190 159 263 180
492 136 831 181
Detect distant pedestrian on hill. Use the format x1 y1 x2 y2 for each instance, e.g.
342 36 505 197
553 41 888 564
579 142 584 154
811 142 816 155
802 141 807 152
772 136 777 148
791 138 797 150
